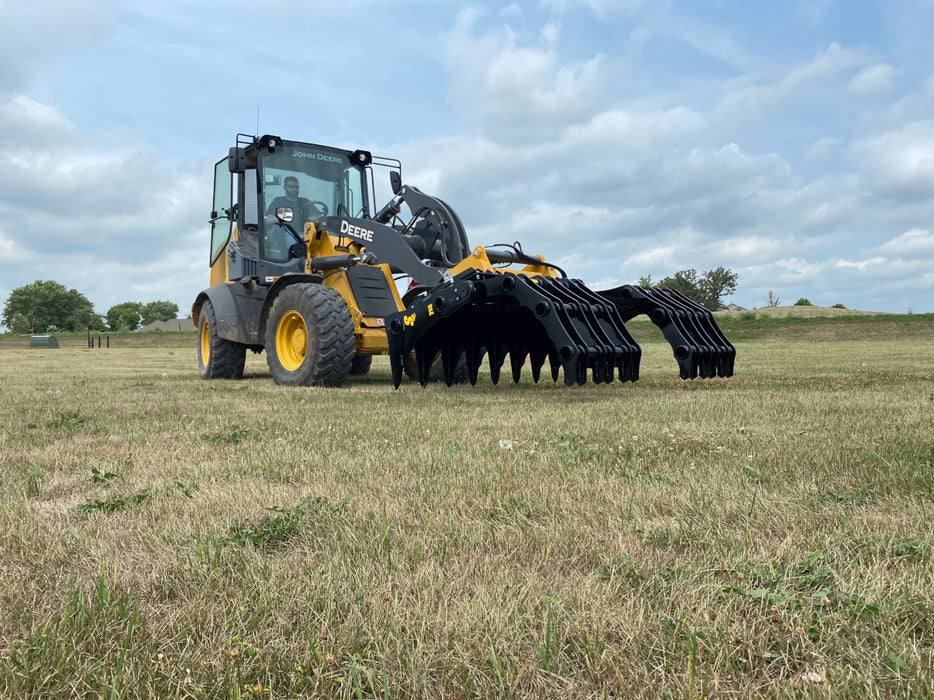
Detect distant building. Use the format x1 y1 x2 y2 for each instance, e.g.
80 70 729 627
140 318 196 331
724 303 747 312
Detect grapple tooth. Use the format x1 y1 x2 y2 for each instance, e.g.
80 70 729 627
414 339 433 386
509 346 526 383
549 349 561 382
465 338 484 386
488 338 505 385
440 346 461 386
529 347 546 383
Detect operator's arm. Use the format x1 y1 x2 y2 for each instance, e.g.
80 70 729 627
265 197 282 223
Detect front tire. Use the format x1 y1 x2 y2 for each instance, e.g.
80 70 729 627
198 301 246 379
265 284 355 386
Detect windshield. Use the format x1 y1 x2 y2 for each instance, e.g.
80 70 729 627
259 143 368 224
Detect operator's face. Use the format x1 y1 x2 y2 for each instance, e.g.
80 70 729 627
284 181 300 199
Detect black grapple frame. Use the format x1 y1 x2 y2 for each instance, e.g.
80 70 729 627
386 269 736 387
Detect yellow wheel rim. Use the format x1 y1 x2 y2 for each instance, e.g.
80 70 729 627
200 320 210 365
276 310 308 371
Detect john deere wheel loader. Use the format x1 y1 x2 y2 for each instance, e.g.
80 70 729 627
192 134 735 387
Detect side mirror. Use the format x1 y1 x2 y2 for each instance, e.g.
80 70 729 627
275 207 294 223
390 171 402 196
228 147 246 174
288 242 306 259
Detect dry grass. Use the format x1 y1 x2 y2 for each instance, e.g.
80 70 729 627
1 329 932 698
716 305 888 319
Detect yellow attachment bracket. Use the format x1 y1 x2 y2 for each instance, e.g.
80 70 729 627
449 246 560 280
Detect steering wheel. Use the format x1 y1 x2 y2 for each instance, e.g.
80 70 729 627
307 201 328 217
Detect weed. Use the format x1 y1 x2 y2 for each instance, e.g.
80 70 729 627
90 468 117 484
890 537 927 559
17 460 45 497
45 408 89 435
810 484 875 505
76 488 153 513
201 427 250 444
75 481 196 514
220 496 354 550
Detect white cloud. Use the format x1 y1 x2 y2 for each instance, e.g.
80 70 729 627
849 120 934 198
445 11 610 142
876 228 934 257
713 43 865 122
848 63 898 97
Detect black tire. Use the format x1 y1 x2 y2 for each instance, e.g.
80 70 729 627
403 350 470 384
198 301 246 379
265 284 355 387
349 353 373 376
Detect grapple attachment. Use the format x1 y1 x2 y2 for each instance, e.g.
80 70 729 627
386 270 642 387
597 285 736 379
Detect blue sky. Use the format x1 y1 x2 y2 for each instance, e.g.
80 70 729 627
1 0 932 320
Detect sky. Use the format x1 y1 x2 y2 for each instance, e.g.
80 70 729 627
1 0 932 322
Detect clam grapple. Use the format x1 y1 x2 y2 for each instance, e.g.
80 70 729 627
193 134 735 388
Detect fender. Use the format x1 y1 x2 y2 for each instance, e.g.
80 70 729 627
192 274 323 347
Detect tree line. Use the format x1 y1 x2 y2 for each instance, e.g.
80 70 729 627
1 280 180 334
3 269 739 335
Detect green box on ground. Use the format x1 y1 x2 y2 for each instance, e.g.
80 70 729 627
29 335 60 348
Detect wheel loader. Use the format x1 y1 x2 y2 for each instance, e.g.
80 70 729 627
192 134 735 387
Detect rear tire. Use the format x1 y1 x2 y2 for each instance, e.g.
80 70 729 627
198 301 246 379
403 350 470 384
265 284 355 387
349 353 373 375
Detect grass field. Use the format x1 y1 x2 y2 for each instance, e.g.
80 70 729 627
1 313 932 698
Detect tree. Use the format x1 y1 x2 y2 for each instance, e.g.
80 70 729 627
2 280 97 333
106 302 143 332
141 300 180 326
697 267 739 311
794 298 813 306
766 291 781 307
637 274 654 288
655 267 738 311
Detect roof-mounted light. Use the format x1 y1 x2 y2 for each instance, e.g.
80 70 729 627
350 149 372 167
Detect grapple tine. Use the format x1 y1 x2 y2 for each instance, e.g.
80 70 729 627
488 336 505 385
465 337 484 385
509 344 527 383
664 289 736 376
414 338 433 386
440 346 461 386
597 284 736 379
529 346 546 383
549 348 561 382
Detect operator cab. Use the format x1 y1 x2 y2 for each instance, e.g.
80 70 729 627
209 134 372 284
